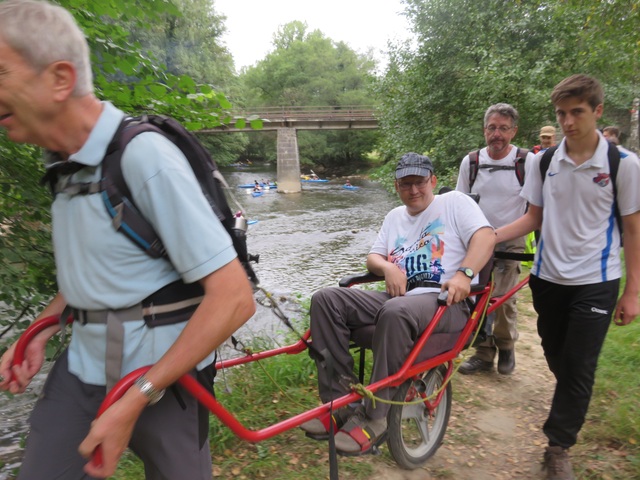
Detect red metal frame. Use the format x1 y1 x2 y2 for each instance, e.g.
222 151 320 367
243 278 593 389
10 274 531 464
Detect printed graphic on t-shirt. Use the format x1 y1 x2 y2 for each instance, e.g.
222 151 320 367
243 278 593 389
389 218 446 289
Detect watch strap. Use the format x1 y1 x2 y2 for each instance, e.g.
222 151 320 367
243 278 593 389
457 267 474 279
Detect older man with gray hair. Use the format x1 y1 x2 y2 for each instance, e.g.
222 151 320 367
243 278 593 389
455 103 535 375
0 1 255 478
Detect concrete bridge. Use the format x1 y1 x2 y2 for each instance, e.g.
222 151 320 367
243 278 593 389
199 106 378 193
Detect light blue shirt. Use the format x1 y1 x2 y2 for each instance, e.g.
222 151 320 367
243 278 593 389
51 102 236 385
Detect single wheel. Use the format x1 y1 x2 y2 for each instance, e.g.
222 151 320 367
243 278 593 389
386 365 452 469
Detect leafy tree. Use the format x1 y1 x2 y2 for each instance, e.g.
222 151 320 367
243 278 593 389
125 0 236 93
375 0 639 172
239 21 380 169
123 0 252 165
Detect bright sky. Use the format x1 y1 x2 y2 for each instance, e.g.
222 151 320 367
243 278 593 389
215 0 412 71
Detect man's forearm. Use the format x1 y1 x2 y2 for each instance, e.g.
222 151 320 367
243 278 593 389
366 253 392 277
496 205 542 244
461 227 496 274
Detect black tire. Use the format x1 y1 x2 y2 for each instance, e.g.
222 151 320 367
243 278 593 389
386 365 452 470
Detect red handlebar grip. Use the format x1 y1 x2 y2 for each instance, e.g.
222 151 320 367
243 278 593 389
90 366 152 468
10 314 72 382
12 315 61 366
92 446 103 468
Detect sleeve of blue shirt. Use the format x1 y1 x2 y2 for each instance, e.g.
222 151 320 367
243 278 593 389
120 131 237 283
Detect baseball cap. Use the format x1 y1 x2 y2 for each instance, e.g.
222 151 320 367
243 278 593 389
395 152 434 179
539 125 556 137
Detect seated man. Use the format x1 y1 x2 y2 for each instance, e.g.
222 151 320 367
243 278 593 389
301 152 495 455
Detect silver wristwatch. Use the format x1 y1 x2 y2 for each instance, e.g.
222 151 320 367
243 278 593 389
134 375 165 405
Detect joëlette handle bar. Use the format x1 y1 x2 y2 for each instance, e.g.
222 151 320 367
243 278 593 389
98 281 515 444
11 306 458 463
10 274 531 467
11 314 73 375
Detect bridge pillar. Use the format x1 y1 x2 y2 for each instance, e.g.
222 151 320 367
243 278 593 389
276 127 301 193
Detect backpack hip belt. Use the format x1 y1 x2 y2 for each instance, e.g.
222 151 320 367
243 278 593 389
73 280 204 328
71 280 204 390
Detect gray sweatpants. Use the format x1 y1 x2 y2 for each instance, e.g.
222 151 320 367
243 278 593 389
309 287 469 420
17 350 214 480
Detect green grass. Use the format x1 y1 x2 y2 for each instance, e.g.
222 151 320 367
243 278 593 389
112 314 376 480
572 257 640 477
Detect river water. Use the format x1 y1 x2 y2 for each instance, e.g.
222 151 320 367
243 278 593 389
0 164 399 478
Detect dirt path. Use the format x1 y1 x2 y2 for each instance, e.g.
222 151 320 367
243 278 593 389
371 293 556 480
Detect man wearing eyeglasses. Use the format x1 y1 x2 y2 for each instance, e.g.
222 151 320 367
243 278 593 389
455 103 535 376
300 152 495 455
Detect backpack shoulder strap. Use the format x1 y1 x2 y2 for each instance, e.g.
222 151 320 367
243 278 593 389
104 115 258 283
539 146 559 182
606 142 622 238
607 142 621 195
468 150 481 189
101 116 169 258
514 148 529 187
469 148 527 187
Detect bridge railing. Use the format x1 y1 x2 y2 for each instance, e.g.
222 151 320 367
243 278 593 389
234 105 377 121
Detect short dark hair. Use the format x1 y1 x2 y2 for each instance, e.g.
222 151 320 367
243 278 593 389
551 74 604 111
603 126 620 138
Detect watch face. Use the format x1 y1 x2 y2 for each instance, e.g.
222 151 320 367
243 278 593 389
458 267 474 278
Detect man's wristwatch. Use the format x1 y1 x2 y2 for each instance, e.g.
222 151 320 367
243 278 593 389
457 267 474 279
134 375 165 405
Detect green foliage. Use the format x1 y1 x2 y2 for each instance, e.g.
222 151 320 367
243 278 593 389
239 21 381 168
125 0 234 87
376 0 640 169
68 0 234 126
0 0 240 332
0 134 55 332
585 261 640 467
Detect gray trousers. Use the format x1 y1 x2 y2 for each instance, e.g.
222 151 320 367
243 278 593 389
474 237 525 360
18 350 214 480
310 287 469 420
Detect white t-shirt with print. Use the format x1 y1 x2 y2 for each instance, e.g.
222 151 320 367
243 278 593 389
370 190 492 295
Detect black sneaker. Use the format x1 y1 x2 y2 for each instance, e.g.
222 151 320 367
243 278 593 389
458 356 493 375
543 446 575 480
497 349 516 375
